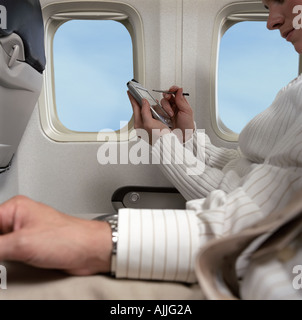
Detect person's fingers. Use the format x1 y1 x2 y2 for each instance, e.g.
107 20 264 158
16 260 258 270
0 232 24 261
161 85 180 101
174 88 191 112
160 98 175 117
168 85 181 93
0 196 20 234
140 98 154 125
162 86 191 114
128 91 143 129
0 196 51 234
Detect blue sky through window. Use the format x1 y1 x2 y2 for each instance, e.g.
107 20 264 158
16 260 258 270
53 20 133 132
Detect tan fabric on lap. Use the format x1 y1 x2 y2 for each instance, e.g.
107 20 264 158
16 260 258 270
0 261 204 300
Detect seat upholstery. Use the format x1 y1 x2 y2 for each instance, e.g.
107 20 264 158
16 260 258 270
0 0 45 169
0 0 46 73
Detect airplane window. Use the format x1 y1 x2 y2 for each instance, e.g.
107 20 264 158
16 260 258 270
218 21 299 134
53 20 133 132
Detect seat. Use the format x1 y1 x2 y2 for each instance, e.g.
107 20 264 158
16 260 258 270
0 0 45 170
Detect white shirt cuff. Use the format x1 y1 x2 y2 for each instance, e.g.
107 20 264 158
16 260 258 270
115 208 199 283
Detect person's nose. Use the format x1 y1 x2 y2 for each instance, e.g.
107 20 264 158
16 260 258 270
266 8 284 30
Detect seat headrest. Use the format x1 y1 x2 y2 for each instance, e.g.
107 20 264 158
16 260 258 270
0 0 46 73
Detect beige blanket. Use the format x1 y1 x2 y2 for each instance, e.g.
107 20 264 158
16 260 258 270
0 261 204 300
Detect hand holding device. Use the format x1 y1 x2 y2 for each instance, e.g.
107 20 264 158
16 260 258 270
127 80 172 128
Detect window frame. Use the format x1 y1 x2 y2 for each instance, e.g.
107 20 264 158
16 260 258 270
211 2 301 142
39 1 145 142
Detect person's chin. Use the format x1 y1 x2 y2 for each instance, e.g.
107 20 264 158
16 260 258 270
292 40 302 55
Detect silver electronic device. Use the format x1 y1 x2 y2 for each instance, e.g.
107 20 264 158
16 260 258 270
127 79 172 128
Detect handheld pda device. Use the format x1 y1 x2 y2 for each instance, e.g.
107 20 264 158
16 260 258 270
127 79 172 128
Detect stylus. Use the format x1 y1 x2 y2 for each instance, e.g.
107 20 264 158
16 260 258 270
152 89 189 96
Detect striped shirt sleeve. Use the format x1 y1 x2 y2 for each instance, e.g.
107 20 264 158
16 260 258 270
184 130 241 169
151 131 242 201
115 208 200 283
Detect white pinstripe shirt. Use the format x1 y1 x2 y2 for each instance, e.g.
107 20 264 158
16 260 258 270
115 74 302 298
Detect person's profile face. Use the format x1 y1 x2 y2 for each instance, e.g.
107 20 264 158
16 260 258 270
263 0 302 54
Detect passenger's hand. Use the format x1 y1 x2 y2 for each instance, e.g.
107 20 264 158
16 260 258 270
161 86 195 141
128 91 171 144
0 196 112 275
